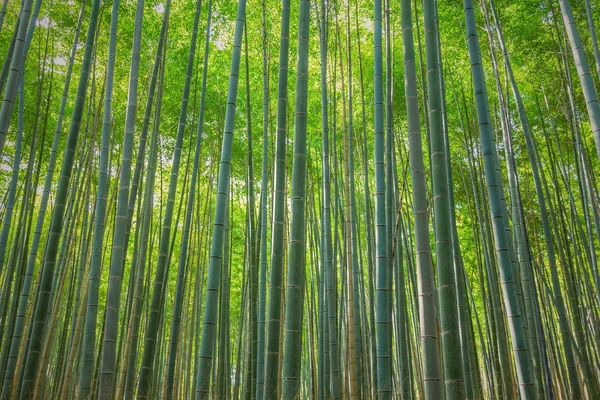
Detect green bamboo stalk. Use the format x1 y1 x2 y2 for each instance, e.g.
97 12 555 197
216 197 231 399
78 0 119 395
281 0 310 396
558 0 600 160
333 0 359 395
96 1 145 396
123 38 167 398
399 0 440 398
584 0 600 83
484 2 546 396
353 1 377 394
194 0 247 395
0 19 18 94
0 0 33 157
263 0 290 396
318 0 341 397
373 0 391 395
423 0 457 397
242 20 258 400
136 1 203 396
15 0 101 396
0 0 44 277
536 65 599 396
0 76 25 387
345 4 363 397
0 82 23 283
164 1 212 397
1 8 84 388
463 1 534 397
0 0 8 32
391 145 410 400
255 0 270 395
0 6 72 380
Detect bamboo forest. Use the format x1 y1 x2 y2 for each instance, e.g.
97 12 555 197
1 0 600 397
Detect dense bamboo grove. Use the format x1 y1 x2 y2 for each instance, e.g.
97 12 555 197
0 0 599 397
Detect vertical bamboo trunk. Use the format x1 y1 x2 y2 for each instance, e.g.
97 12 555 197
0 0 34 156
195 0 247 395
281 0 310 395
346 6 364 399
0 0 84 394
242 20 258 400
318 0 341 397
79 0 118 396
484 2 545 396
373 0 391 396
399 0 439 398
353 2 377 395
255 0 270 396
558 0 600 160
463 1 534 398
164 2 212 399
263 0 290 397
16 0 101 396
584 0 600 83
422 0 452 397
136 0 202 396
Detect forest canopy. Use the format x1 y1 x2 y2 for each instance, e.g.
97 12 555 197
0 0 599 398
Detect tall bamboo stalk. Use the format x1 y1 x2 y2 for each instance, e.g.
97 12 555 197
464 1 534 397
195 0 247 396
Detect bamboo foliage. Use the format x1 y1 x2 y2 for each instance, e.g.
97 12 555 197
0 0 597 399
